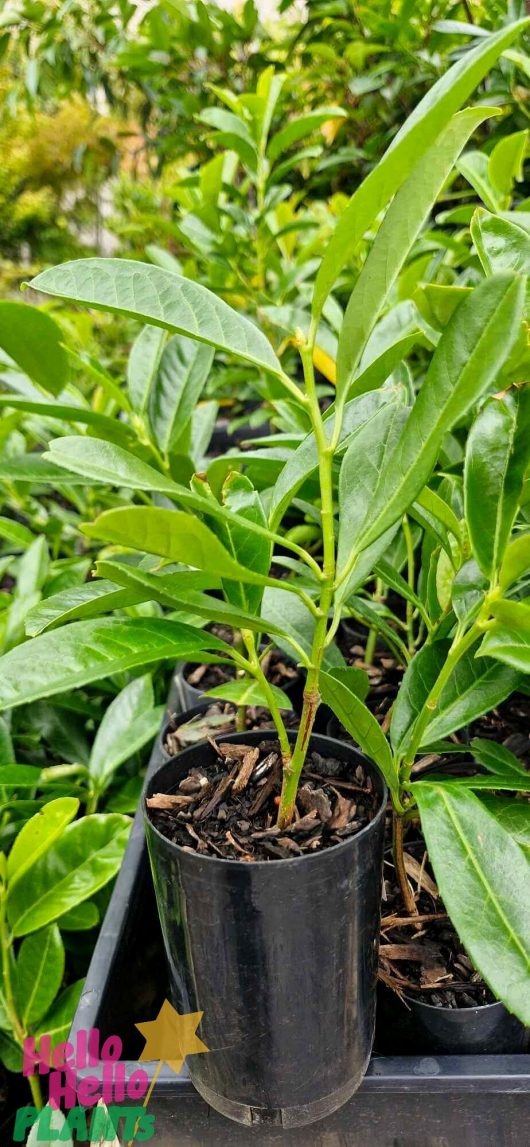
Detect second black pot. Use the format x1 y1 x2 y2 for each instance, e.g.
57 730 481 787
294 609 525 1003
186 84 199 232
144 731 386 1128
376 984 529 1056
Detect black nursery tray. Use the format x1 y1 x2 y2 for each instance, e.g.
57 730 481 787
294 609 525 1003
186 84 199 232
69 697 530 1147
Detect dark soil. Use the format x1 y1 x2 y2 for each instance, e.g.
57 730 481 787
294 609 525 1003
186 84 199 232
183 648 299 693
380 833 495 1009
471 691 530 765
147 739 379 862
163 701 298 757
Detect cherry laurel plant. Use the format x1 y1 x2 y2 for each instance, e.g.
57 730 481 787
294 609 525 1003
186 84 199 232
0 24 528 1022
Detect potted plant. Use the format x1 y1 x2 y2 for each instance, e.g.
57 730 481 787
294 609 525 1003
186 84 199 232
0 20 528 1126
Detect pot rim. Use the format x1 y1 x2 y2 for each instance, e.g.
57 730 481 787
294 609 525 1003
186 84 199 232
398 990 509 1016
144 729 388 870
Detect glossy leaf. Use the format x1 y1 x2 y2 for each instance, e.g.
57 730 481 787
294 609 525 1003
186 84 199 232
15 924 64 1026
472 209 530 277
57 901 100 931
217 473 271 615
25 581 150 637
204 678 293 711
7 797 79 886
0 396 134 447
391 642 448 753
499 534 530 590
479 600 530 671
127 324 166 413
465 391 530 580
268 107 346 161
0 301 68 396
44 436 184 496
353 274 526 554
335 107 496 397
421 650 521 745
414 783 530 1024
30 259 283 378
470 738 529 779
149 335 213 454
89 676 163 792
84 507 274 587
8 814 130 937
311 20 529 319
0 618 227 711
261 586 343 670
479 797 530 851
34 980 84 1050
320 670 399 800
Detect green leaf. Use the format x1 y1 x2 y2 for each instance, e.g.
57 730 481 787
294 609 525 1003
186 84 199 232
95 559 283 637
268 107 346 161
57 901 100 931
149 334 213 454
472 209 530 277
465 391 530 580
30 259 283 379
470 737 529 778
0 617 227 712
479 600 530 671
335 107 496 398
261 586 343 670
7 814 130 936
0 396 134 447
422 649 521 745
0 1031 22 1072
0 722 15 768
452 559 487 624
0 766 41 787
479 796 530 851
352 274 526 554
44 436 184 496
391 642 448 753
204 678 293 711
325 664 370 702
217 473 271 615
311 20 529 319
374 559 430 628
0 516 34 549
127 324 166 413
337 402 408 581
489 129 527 197
25 581 150 637
499 533 530 590
414 783 530 1025
320 670 399 800
89 675 162 792
415 487 462 546
15 924 64 1026
7 797 79 886
0 301 68 396
457 150 501 212
84 507 275 587
0 455 93 485
34 980 84 1050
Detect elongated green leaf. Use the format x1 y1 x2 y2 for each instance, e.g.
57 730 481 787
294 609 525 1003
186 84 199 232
374 558 430 627
34 980 84 1049
127 324 166 413
479 796 530 850
414 783 530 1024
44 436 184 496
489 129 527 197
415 487 462 546
216 473 271 615
471 737 529 778
0 396 134 446
465 391 530 579
149 335 213 454
0 617 227 712
391 642 448 753
353 274 525 554
204 678 293 711
422 649 521 745
95 559 283 636
499 533 530 590
261 586 342 670
268 107 346 161
337 402 408 581
8 814 130 936
89 675 162 791
30 259 283 378
457 150 501 212
0 455 93 485
7 797 79 886
15 924 64 1026
335 107 496 397
0 301 68 396
0 517 34 549
452 559 487 624
479 599 530 670
347 333 419 402
25 581 150 637
0 766 41 787
320 670 399 800
311 20 529 319
58 901 100 930
472 209 530 277
84 507 275 588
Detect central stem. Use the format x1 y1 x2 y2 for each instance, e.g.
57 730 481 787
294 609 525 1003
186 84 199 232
277 343 337 827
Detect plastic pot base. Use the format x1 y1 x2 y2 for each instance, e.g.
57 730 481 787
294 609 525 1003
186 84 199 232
191 1051 371 1128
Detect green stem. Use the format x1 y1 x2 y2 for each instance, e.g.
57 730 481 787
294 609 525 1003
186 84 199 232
0 889 43 1107
242 631 291 763
277 344 338 827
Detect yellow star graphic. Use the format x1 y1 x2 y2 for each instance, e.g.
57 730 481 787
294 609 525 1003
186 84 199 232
135 999 209 1074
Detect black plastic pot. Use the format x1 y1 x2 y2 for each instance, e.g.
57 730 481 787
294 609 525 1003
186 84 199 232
144 731 386 1128
174 653 304 713
376 985 528 1056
